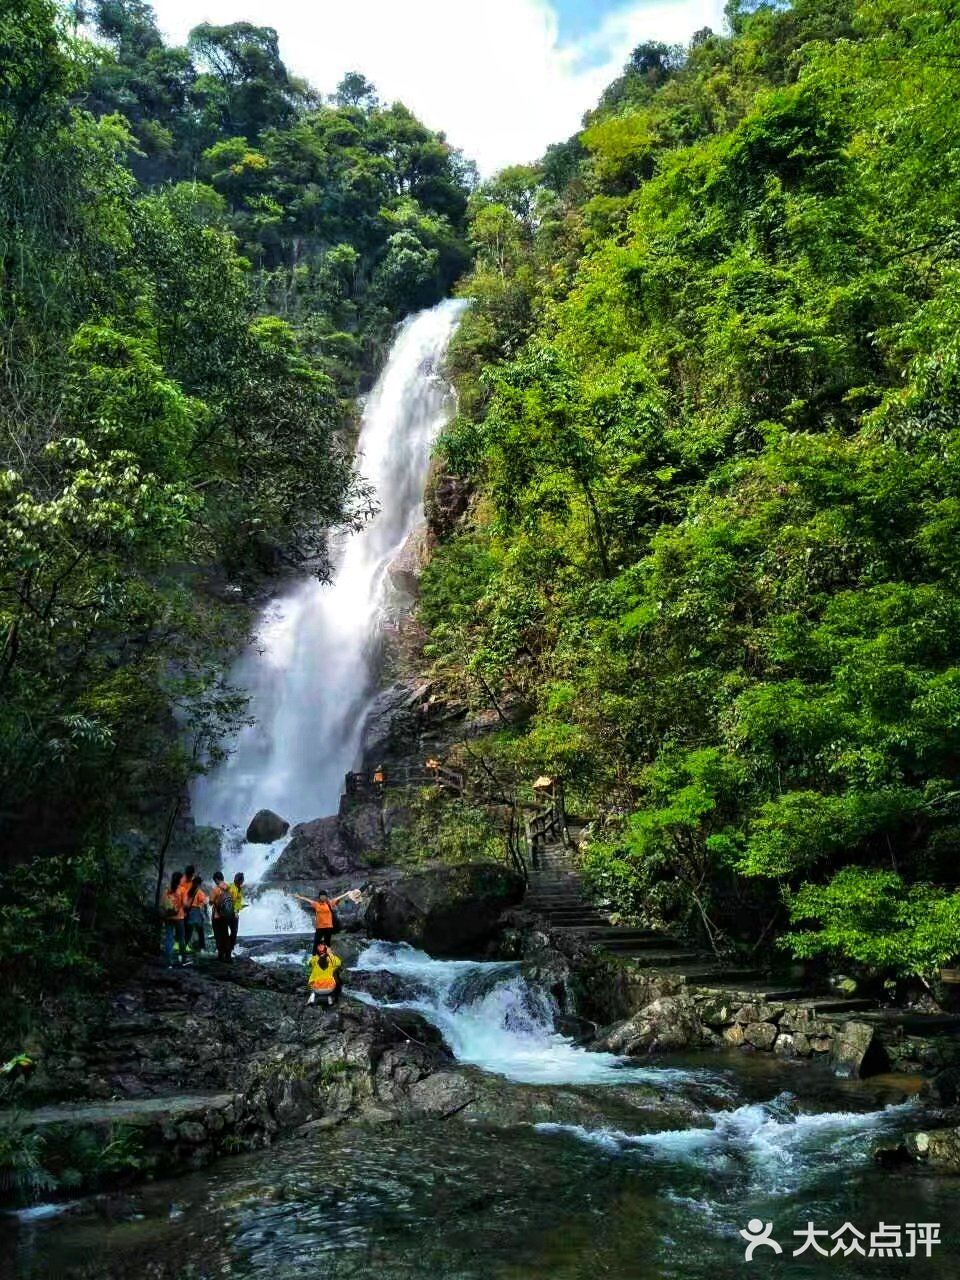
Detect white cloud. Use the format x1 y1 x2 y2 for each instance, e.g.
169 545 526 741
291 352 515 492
151 0 727 175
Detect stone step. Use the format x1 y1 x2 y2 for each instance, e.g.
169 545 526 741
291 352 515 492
22 1092 236 1129
680 967 765 985
535 904 605 914
543 921 613 932
796 996 877 1015
557 928 681 947
859 1010 960 1032
530 901 603 912
687 979 811 1000
604 949 705 967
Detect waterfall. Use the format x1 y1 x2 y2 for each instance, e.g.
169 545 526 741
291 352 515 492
190 300 468 909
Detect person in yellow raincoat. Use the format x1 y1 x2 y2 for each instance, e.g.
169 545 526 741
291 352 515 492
306 941 343 1007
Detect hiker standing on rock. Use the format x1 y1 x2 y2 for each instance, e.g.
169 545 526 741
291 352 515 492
175 864 196 930
185 874 208 952
228 872 246 957
289 888 360 949
161 871 187 968
210 871 234 962
306 940 343 1007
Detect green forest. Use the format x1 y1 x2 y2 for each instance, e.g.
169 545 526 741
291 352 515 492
423 0 960 977
5 0 960 997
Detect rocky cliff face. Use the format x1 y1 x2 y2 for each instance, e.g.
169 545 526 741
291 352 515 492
363 861 525 954
423 456 472 540
266 799 387 883
387 521 434 598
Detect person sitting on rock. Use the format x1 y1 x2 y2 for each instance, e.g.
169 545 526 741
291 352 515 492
306 941 343 1007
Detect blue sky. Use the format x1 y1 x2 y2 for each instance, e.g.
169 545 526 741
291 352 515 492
554 0 640 41
152 0 727 174
553 0 673 52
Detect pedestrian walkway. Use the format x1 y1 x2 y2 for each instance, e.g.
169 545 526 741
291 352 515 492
523 841 874 1009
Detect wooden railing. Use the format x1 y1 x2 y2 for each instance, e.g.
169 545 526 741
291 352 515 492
344 765 570 885
524 781 569 870
345 764 465 799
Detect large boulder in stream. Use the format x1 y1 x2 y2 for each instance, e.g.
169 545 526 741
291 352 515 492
831 1020 887 1078
595 996 706 1056
364 861 525 955
914 1127 960 1172
246 808 290 844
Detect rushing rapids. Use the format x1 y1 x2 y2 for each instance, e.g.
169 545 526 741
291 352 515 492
352 940 712 1088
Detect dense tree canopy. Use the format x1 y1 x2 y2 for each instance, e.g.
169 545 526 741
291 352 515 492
422 0 960 978
84 1 471 389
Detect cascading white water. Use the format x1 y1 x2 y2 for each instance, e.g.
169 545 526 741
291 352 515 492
352 941 710 1087
190 301 467 921
537 1095 915 1197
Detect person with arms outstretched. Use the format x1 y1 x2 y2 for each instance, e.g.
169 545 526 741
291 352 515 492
289 887 360 949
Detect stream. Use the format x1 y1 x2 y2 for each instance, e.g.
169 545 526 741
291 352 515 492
5 942 953 1278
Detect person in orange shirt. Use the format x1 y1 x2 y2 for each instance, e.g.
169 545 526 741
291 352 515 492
185 874 208 952
160 871 187 968
164 870 188 966
290 888 352 949
175 864 195 917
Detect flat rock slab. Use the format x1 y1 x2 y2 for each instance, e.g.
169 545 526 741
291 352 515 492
16 1092 236 1129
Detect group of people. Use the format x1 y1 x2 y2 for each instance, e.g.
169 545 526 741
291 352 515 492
160 866 246 967
159 869 358 1008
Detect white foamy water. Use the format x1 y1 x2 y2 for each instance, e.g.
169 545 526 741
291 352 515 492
237 889 308 936
190 301 467 916
354 941 708 1087
537 1093 916 1197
